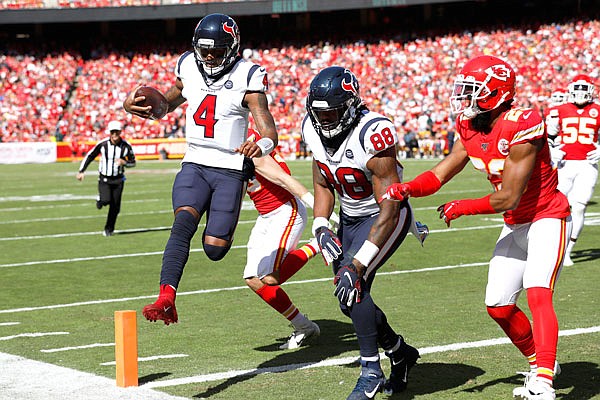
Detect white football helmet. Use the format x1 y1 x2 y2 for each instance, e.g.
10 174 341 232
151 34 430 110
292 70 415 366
567 74 595 105
549 91 566 106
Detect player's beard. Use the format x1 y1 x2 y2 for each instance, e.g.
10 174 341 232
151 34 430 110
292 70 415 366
471 111 493 133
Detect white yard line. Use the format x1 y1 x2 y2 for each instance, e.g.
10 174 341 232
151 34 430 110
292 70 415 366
0 262 488 314
145 325 600 388
2 326 597 399
100 354 189 366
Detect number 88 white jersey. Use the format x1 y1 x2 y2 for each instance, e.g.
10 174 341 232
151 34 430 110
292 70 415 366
302 109 402 217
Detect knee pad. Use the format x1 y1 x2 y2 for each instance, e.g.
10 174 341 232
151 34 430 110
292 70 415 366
203 243 230 261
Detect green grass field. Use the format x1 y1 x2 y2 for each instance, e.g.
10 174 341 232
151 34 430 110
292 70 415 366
0 159 598 399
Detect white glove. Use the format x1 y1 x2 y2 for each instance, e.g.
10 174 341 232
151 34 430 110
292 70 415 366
586 143 600 164
549 143 565 168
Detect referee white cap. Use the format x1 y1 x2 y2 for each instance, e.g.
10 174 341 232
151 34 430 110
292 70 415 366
107 120 123 132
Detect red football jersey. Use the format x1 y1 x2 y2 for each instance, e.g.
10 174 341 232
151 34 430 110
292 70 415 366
456 107 570 225
551 102 600 160
247 130 294 215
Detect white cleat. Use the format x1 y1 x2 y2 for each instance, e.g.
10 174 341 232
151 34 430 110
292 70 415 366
279 321 320 350
513 376 555 400
563 254 574 267
513 362 560 400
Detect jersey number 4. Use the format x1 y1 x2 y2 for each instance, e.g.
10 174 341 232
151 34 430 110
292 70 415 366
193 94 218 138
316 161 373 200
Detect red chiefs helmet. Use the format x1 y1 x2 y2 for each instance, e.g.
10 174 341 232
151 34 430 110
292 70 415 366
450 55 516 119
568 74 595 105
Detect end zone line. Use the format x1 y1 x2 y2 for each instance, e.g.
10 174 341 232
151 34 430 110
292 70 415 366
145 326 600 388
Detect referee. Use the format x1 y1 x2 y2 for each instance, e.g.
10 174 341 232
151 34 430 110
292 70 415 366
77 120 136 236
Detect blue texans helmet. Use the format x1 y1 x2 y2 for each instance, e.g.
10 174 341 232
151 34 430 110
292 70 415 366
307 66 363 144
192 13 240 78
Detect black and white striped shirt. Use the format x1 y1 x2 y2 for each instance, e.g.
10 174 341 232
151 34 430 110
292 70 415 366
78 138 136 178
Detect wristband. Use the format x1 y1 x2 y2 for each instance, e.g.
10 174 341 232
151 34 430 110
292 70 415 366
256 137 275 157
300 192 314 209
408 170 442 197
354 240 379 267
312 217 329 236
459 194 496 215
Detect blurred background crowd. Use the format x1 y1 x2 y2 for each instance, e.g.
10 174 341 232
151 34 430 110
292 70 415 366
1 0 599 159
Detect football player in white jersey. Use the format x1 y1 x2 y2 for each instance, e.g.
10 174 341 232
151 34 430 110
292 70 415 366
123 13 278 325
303 66 424 399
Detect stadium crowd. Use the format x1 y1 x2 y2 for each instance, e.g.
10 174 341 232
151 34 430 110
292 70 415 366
0 0 235 9
1 18 599 158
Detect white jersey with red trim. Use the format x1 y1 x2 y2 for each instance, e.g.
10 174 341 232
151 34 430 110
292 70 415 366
547 102 600 160
456 106 570 225
302 109 402 217
175 52 268 170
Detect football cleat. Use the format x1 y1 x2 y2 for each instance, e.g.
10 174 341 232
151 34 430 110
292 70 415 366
383 342 420 394
102 229 113 237
347 367 386 400
142 285 178 325
279 321 320 350
513 376 556 400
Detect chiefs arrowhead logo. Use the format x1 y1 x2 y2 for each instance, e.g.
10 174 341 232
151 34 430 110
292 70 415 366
341 70 359 96
485 64 511 82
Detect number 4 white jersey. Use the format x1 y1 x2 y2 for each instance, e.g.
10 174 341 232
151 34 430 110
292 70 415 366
175 52 268 171
302 109 402 217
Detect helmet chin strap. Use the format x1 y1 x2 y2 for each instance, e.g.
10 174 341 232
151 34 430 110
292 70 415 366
463 105 482 120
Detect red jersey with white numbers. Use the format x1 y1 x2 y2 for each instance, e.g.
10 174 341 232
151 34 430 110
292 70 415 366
456 107 570 225
551 102 600 160
247 130 294 215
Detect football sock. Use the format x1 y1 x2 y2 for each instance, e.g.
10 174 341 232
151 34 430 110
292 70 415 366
374 304 400 351
278 241 320 284
160 210 198 287
487 304 536 359
527 287 558 385
348 292 379 358
565 238 576 258
255 284 300 321
290 312 312 330
527 353 538 371
360 356 382 372
158 284 176 303
569 202 586 240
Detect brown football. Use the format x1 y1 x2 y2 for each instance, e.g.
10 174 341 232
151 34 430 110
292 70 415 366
135 86 168 120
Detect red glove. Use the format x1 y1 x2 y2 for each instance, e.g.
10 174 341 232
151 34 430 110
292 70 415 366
380 171 442 202
437 195 495 227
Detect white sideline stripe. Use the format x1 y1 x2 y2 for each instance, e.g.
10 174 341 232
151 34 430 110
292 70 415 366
0 322 20 326
0 226 174 241
0 223 502 266
145 326 600 388
100 354 189 366
0 352 189 400
41 343 115 353
0 200 258 225
0 332 69 341
0 209 174 225
0 198 162 212
0 262 488 314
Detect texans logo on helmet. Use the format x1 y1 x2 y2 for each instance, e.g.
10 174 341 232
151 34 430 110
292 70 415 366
222 21 237 39
485 64 511 81
341 70 359 96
